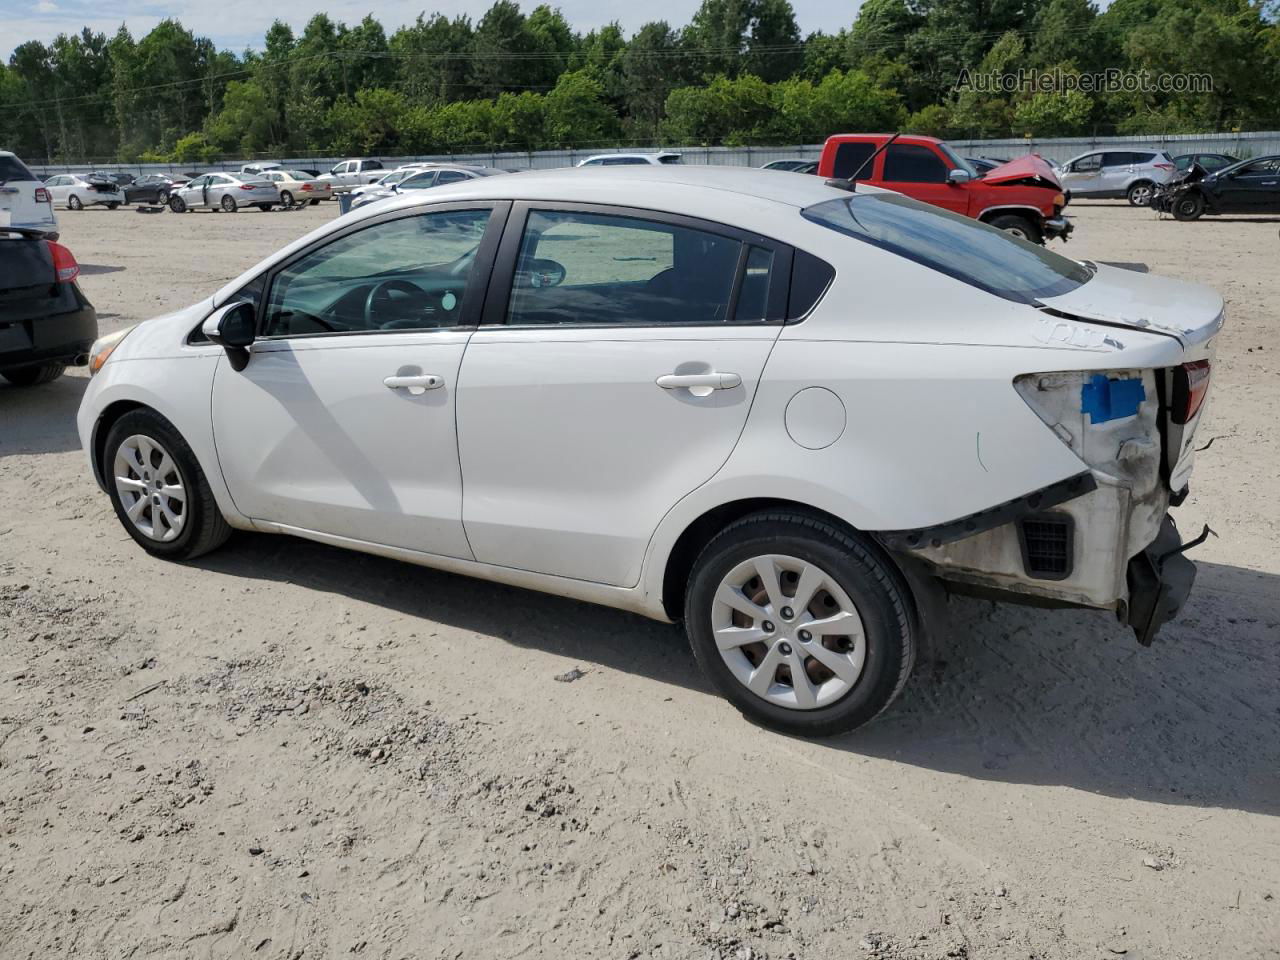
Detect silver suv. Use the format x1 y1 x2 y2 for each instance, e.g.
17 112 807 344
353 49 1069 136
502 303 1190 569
1056 148 1176 205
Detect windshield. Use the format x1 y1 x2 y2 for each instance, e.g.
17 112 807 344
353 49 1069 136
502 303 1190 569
937 142 977 179
284 170 311 179
802 193 1091 304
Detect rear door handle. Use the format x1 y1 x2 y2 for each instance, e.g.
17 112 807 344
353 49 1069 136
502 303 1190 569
656 372 742 392
384 374 443 395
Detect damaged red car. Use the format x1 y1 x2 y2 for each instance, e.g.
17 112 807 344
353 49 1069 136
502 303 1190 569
817 134 1072 244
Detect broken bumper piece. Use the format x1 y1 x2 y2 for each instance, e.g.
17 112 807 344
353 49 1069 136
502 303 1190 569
1042 215 1073 241
1124 516 1203 646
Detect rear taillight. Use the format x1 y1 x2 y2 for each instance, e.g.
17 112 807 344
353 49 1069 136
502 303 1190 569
1172 360 1211 424
240 183 257 190
1154 163 1174 171
35 187 50 203
300 183 313 191
47 240 79 282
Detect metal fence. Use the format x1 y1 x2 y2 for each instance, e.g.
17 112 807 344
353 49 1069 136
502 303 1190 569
27 131 1280 178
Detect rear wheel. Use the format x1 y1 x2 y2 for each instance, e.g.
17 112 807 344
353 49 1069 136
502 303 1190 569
1 362 66 386
280 190 294 207
168 195 186 213
684 511 916 737
67 195 83 211
103 409 231 560
106 201 120 210
220 194 237 213
988 213 1042 244
1127 180 1154 206
1173 192 1205 221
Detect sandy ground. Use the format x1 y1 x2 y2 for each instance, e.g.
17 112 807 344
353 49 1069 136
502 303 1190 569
1 198 1278 960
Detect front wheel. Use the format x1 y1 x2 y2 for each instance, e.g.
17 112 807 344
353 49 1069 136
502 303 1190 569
107 201 120 210
280 190 293 206
168 195 187 213
1173 193 1205 221
103 409 232 560
67 195 83 211
988 213 1042 244
684 511 916 737
220 194 237 213
1127 181 1154 206
1 362 66 386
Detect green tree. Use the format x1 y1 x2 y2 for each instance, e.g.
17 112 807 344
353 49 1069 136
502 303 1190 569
470 1 537 96
389 14 474 102
544 68 616 146
624 21 684 137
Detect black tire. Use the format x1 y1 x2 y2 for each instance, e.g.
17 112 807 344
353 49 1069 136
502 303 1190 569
683 510 916 737
258 204 274 212
67 195 83 211
102 409 232 561
1173 192 1205 221
309 198 321 206
1 362 66 386
1126 180 1154 206
107 201 120 210
220 194 237 212
280 190 293 207
988 213 1042 244
169 195 186 213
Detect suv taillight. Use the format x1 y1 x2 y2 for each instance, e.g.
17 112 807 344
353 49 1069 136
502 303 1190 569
1154 163 1174 171
1171 360 1211 424
47 240 79 282
35 187 50 203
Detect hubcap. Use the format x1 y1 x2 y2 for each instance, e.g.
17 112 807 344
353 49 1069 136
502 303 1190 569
711 554 867 710
1132 186 1151 204
113 435 186 542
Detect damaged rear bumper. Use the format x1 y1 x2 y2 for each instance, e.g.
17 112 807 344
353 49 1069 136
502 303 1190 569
1124 516 1201 646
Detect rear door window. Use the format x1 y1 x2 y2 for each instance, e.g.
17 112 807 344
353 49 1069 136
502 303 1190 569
831 142 876 180
882 144 947 183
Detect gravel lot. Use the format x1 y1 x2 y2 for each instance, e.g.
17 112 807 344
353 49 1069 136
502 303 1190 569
2 198 1278 959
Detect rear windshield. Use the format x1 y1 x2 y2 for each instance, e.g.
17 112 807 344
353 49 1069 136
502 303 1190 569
0 155 37 183
801 193 1091 304
658 154 681 165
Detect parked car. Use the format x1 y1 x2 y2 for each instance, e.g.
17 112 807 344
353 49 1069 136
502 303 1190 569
577 152 682 166
124 174 189 206
349 167 425 203
1171 153 1238 173
1055 148 1176 205
0 150 58 235
240 162 282 176
94 171 136 188
167 173 278 213
318 159 386 193
349 164 505 210
1 227 97 385
43 173 124 210
1153 155 1280 221
259 168 332 206
761 159 818 174
817 135 1071 243
77 166 1220 736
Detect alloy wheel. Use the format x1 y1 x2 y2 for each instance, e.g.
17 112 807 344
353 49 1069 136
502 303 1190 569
113 434 187 542
1129 184 1153 205
711 554 866 710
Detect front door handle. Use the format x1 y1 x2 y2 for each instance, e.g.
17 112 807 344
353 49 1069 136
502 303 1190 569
384 374 443 395
656 372 742 397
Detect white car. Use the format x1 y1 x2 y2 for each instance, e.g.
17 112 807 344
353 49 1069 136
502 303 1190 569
577 152 682 167
259 168 333 206
0 151 58 234
42 172 124 210
240 162 282 176
76 167 1221 736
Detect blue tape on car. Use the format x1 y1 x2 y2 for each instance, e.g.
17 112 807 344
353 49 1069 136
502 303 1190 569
1081 374 1146 423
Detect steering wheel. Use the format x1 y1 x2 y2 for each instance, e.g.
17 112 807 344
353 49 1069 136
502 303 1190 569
364 278 424 329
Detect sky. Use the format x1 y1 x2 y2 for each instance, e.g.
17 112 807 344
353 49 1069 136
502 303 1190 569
3 0 865 60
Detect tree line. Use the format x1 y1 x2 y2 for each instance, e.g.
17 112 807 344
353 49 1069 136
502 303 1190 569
2 0 1279 164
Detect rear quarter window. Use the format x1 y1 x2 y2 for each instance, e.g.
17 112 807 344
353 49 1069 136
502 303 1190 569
0 155 36 182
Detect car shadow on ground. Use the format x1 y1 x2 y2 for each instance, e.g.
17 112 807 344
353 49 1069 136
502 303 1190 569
78 264 126 276
194 532 1280 816
0 372 88 457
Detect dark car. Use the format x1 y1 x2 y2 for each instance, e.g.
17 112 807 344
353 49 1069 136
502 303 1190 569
97 171 136 187
1154 155 1280 221
1172 153 1239 173
0 228 97 385
124 174 189 205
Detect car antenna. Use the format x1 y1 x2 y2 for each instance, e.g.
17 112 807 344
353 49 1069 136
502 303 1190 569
825 132 902 193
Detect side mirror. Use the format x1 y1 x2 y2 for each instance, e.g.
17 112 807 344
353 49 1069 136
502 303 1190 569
202 301 256 371
947 168 973 184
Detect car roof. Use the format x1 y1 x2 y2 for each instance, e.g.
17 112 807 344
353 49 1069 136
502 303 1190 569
582 152 680 161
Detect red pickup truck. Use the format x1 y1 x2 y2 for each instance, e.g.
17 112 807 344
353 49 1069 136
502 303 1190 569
817 134 1072 244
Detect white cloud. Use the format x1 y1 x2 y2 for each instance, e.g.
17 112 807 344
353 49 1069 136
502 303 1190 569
35 0 59 11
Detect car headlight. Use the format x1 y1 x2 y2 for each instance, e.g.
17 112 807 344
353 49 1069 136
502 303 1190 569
89 326 135 376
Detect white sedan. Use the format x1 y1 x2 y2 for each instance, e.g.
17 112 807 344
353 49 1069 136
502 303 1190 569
259 168 332 206
42 173 124 210
77 167 1221 736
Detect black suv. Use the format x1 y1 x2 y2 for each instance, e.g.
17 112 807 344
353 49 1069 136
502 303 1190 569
0 229 97 385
